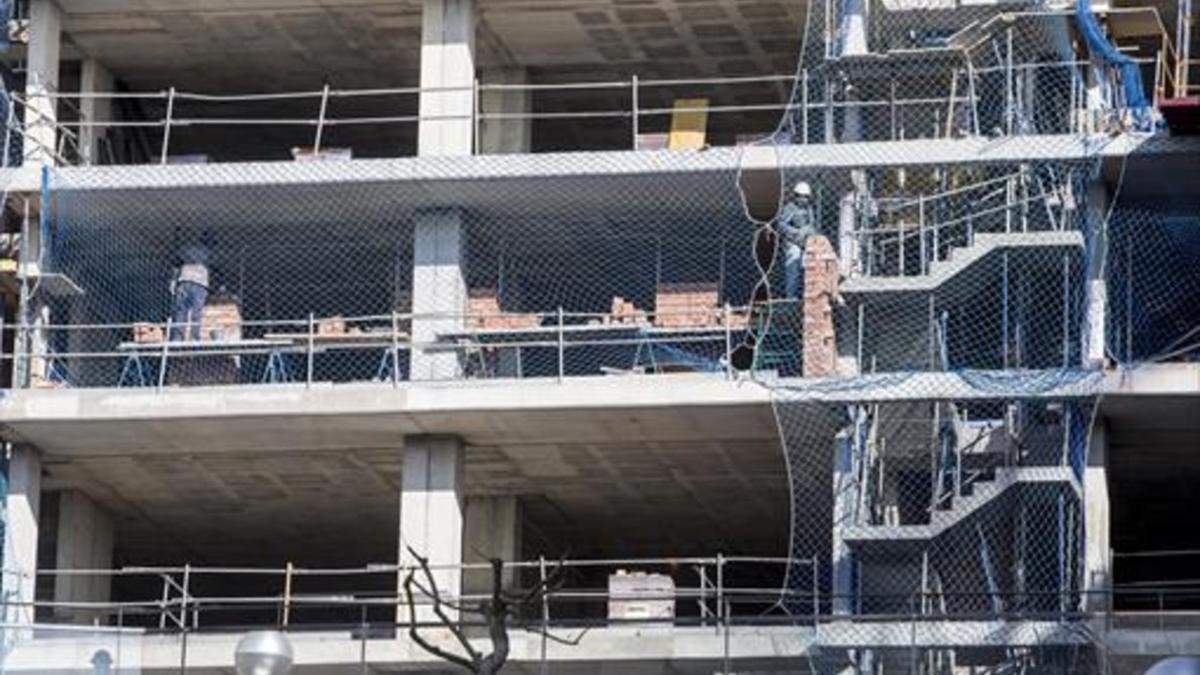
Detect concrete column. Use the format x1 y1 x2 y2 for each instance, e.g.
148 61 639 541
418 0 476 156
24 0 62 165
399 435 465 615
79 60 114 165
1083 420 1110 612
3 447 42 626
410 208 466 381
53 491 114 623
462 496 521 597
831 410 860 615
479 69 531 155
1084 177 1109 367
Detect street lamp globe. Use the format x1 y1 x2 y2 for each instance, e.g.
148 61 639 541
234 631 294 675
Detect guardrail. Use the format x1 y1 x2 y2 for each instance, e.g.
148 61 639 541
3 305 776 390
0 50 1167 167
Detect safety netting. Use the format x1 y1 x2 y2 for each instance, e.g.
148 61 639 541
9 0 1199 669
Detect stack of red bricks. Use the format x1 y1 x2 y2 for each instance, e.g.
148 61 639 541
802 235 839 377
202 300 243 342
133 322 164 344
318 316 347 336
466 288 541 330
609 296 648 325
654 283 719 328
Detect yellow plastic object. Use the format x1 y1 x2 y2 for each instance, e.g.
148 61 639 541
668 98 709 150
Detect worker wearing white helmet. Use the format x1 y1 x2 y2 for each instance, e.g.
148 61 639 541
777 181 819 299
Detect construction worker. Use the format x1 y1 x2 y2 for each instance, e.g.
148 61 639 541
171 241 211 341
778 181 818 300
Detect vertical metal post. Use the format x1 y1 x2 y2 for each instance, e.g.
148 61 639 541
631 75 640 149
557 307 564 382
158 318 172 391
160 87 176 165
856 302 864 373
1061 252 1070 367
2 99 14 168
283 562 294 627
715 553 724 634
472 77 481 156
928 293 936 370
179 564 191 675
391 311 401 387
306 313 315 388
1001 252 1010 369
314 84 331 154
1005 27 1014 135
722 598 731 674
918 195 927 274
801 69 809 144
723 303 732 380
899 222 906 276
889 80 897 140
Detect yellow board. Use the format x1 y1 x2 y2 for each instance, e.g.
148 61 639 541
668 98 709 150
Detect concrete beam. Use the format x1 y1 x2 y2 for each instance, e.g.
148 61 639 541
53 491 114 624
479 69 531 155
399 435 465 614
79 59 115 166
418 0 475 156
24 0 62 165
3 446 42 627
410 208 466 381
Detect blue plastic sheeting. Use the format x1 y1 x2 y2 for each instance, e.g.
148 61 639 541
1075 0 1151 127
0 1 9 52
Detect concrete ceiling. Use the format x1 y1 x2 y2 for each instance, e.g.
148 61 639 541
43 436 788 566
53 0 806 92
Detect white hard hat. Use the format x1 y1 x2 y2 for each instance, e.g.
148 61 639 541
793 181 812 198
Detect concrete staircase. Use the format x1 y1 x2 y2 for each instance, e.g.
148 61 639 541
842 465 1076 543
842 230 1083 295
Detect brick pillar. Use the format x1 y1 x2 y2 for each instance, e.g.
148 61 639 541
802 235 839 377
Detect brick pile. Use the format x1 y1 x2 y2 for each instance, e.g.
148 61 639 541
609 296 648 325
654 282 719 327
133 322 164 343
465 288 541 330
201 300 243 342
802 235 840 377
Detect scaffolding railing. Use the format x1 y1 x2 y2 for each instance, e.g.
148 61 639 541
3 306 759 390
0 52 1168 168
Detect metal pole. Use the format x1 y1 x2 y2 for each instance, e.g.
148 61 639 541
715 553 724 634
918 195 927 274
306 313 315 388
1005 27 1014 135
631 74 640 149
392 311 401 387
723 303 732 380
160 87 176 165
1001 252 1010 369
801 69 809 144
179 563 191 675
472 77 481 156
928 293 936 370
722 598 731 675
283 561 294 627
314 84 331 154
158 318 172 391
557 307 565 382
1061 252 1070 367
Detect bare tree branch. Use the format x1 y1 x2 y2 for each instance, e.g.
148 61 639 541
403 564 476 673
403 546 577 675
406 546 482 668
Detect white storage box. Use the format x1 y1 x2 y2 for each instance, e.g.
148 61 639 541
607 570 675 621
